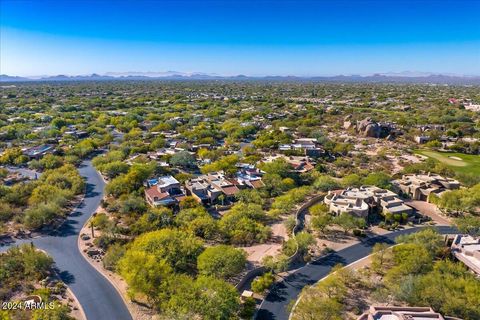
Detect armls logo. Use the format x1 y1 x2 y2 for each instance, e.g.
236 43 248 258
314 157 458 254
23 295 55 310
2 295 55 310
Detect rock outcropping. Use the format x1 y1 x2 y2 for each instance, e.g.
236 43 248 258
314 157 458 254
344 117 401 138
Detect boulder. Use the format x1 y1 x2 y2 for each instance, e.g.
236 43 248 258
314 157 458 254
357 117 382 137
364 123 381 137
86 249 100 257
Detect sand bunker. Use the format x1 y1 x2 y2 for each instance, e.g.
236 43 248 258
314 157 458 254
449 156 463 161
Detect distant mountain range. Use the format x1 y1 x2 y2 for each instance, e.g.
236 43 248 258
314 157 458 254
1 72 480 84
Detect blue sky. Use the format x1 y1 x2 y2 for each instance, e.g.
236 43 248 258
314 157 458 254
1 0 479 76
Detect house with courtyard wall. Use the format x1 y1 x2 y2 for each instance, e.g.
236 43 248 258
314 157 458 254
324 186 413 218
392 173 460 202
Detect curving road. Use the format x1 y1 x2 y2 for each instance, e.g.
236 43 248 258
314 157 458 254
256 225 457 320
1 160 132 320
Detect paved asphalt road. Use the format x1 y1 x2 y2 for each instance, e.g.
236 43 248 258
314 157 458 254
256 225 457 320
1 160 132 320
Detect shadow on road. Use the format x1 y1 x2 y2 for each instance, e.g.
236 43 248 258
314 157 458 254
47 219 79 237
85 183 100 198
69 210 83 217
309 252 347 267
256 308 276 320
283 272 317 288
56 268 75 285
360 234 395 247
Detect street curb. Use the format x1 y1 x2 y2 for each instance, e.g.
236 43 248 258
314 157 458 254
36 248 87 320
76 171 135 320
257 225 457 320
77 217 133 318
288 244 399 319
66 286 87 320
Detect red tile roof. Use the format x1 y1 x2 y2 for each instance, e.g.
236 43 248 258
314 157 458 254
222 185 240 196
145 186 170 201
249 179 265 189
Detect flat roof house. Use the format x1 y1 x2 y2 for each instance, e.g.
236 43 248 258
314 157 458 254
185 175 223 205
185 171 240 205
451 234 480 275
324 186 412 218
392 173 460 202
23 144 55 160
145 175 186 207
279 138 325 158
358 306 461 320
236 165 265 189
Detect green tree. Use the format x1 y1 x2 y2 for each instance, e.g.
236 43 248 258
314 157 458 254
385 243 433 284
28 184 72 208
201 154 239 176
103 243 126 271
251 272 275 294
259 159 293 178
454 216 480 236
41 164 85 194
295 231 315 255
219 203 270 245
23 203 61 229
291 295 343 320
396 228 444 258
370 242 390 274
0 147 26 165
38 154 63 170
261 254 290 273
50 118 67 129
341 174 363 187
311 213 333 234
235 189 264 205
131 207 173 235
72 138 96 158
123 229 204 273
309 203 329 216
314 175 340 192
118 250 173 303
333 213 366 234
161 275 240 320
169 151 197 169
101 161 130 179
90 213 111 230
197 245 246 279
363 172 392 189
174 207 217 240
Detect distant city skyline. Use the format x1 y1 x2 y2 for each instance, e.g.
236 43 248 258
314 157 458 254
1 0 479 76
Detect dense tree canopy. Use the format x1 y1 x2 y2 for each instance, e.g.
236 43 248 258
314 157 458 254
120 229 204 274
197 245 246 279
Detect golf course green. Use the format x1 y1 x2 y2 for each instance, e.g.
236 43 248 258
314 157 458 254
414 150 480 175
